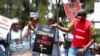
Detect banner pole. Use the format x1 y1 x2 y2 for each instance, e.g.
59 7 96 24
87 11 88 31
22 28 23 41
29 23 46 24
29 0 32 49
56 0 60 56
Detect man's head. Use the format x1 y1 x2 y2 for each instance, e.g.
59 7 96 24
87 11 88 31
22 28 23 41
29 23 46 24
30 12 39 26
76 9 87 21
45 12 55 25
12 18 20 31
48 18 55 25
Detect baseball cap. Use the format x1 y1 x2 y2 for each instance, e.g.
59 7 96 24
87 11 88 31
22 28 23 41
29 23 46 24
76 9 87 17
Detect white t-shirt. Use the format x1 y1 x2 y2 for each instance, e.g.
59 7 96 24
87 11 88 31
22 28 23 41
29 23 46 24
11 30 21 40
22 26 36 43
65 33 73 42
58 30 64 42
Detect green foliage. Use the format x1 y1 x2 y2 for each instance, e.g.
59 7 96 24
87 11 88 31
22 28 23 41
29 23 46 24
0 0 6 16
95 29 100 43
0 0 5 6
37 0 48 25
84 0 94 12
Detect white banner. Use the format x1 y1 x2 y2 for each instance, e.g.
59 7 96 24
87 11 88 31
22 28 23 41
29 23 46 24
94 2 100 29
0 15 12 39
94 2 100 21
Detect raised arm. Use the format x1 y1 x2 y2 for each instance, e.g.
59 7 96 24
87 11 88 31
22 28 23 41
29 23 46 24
52 20 74 33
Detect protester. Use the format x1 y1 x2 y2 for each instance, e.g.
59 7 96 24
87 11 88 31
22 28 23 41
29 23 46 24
10 18 21 42
6 18 22 55
58 17 73 56
57 23 66 56
22 12 40 56
45 12 60 56
50 9 96 56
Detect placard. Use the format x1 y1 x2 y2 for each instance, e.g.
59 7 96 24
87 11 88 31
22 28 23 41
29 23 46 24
64 2 80 22
33 24 56 55
0 15 12 39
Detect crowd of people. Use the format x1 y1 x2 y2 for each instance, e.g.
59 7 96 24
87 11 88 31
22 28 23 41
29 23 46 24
0 9 100 56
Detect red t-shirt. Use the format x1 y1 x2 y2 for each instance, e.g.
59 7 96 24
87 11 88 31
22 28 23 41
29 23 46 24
71 20 92 48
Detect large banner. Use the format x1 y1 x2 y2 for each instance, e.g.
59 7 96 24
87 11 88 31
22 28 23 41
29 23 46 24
0 15 12 39
33 24 56 55
64 2 80 22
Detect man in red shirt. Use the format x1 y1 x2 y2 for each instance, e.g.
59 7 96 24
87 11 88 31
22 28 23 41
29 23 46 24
51 9 96 56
